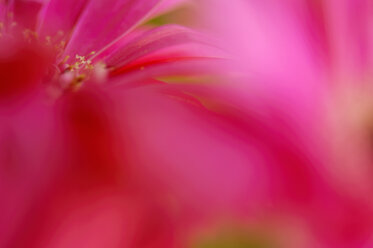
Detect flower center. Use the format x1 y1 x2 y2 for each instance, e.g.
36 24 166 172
1 15 108 97
53 52 106 95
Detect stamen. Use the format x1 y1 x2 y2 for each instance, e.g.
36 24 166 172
57 50 107 91
45 36 52 45
70 74 86 91
61 55 70 65
57 30 64 37
23 29 39 42
85 64 94 70
0 22 3 37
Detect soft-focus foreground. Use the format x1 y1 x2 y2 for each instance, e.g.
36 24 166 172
1 0 373 247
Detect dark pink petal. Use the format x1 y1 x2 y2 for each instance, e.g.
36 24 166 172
322 0 373 79
103 24 213 68
112 82 332 220
9 186 177 247
108 56 227 86
38 0 89 38
0 95 57 247
112 85 258 214
0 1 6 21
3 85 182 248
117 81 326 210
0 37 52 104
56 86 127 189
91 27 148 63
12 0 43 29
308 194 373 248
63 0 161 58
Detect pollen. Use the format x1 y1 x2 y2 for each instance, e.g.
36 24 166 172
61 55 70 65
66 52 97 72
70 74 86 91
57 50 106 91
23 29 39 42
45 36 52 45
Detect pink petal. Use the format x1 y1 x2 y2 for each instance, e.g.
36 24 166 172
0 94 57 247
322 0 373 80
12 0 43 29
108 57 227 86
38 0 89 38
106 82 327 216
0 2 4 17
102 24 213 68
63 0 162 59
112 84 258 214
204 0 327 148
3 85 187 248
91 27 149 63
0 37 52 105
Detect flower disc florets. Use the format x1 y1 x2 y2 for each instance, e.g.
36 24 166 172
0 11 108 99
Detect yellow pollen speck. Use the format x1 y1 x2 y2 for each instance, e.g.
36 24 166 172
23 29 39 41
75 74 86 82
73 62 80 70
85 64 94 70
45 36 52 44
58 51 106 90
61 55 70 65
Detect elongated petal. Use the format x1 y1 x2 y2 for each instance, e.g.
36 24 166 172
63 0 161 58
0 2 5 20
322 0 373 80
0 95 57 247
12 0 43 29
108 57 227 87
110 81 334 218
38 0 89 37
112 85 258 213
3 85 185 248
154 0 189 15
103 24 212 68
